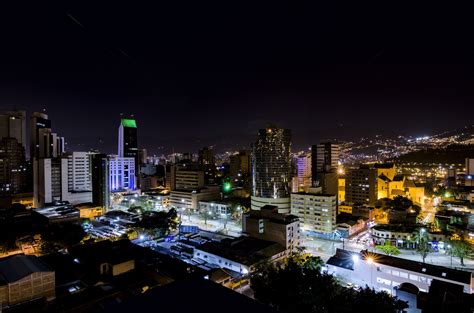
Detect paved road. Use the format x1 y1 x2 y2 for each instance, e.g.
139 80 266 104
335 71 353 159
175 212 474 271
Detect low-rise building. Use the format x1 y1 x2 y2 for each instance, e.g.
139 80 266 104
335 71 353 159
242 205 300 253
0 255 55 306
199 200 232 216
170 187 220 210
193 236 286 274
326 249 474 297
33 203 80 224
335 213 367 238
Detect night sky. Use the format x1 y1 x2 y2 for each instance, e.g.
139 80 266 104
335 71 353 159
1 2 473 154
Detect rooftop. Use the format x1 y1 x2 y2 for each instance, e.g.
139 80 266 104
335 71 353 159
34 204 79 220
0 255 52 285
327 249 473 285
121 118 137 128
101 278 276 313
196 236 285 266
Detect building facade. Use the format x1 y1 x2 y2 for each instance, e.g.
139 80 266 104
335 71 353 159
109 156 136 192
118 118 139 183
242 205 300 253
251 126 291 212
345 165 378 206
0 110 27 156
0 137 28 195
291 189 337 237
0 255 55 306
92 154 110 210
170 187 220 210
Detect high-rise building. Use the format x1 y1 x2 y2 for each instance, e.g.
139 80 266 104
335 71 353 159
230 150 251 178
66 152 92 192
118 118 139 183
312 142 340 195
138 148 147 164
313 142 340 173
198 146 216 184
251 126 291 212
0 137 28 195
0 110 27 156
31 112 68 207
466 158 474 187
171 165 205 190
92 154 110 210
291 189 337 237
345 165 378 206
109 156 136 192
30 112 51 160
33 158 67 207
293 153 312 192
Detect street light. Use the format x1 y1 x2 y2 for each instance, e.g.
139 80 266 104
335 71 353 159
447 244 453 267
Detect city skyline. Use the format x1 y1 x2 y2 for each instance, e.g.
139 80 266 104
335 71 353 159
1 3 474 154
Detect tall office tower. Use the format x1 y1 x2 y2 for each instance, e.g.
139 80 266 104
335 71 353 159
230 150 251 178
198 146 215 167
312 142 340 195
118 118 139 173
251 126 292 212
109 156 136 192
0 137 28 195
33 158 68 207
92 154 110 210
198 146 216 184
345 165 378 206
294 153 312 192
313 142 340 173
138 148 147 164
37 128 64 159
31 112 68 207
30 112 51 160
0 110 27 155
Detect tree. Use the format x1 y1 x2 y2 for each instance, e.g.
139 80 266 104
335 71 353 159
250 252 407 313
376 241 400 256
414 229 431 263
40 223 86 254
449 240 473 267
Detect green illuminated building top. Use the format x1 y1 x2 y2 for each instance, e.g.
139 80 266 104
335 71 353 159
121 118 137 128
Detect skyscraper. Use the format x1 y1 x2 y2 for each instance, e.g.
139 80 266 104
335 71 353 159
198 146 216 184
0 137 28 195
251 126 291 212
312 142 340 195
0 110 27 156
29 112 51 160
31 112 67 207
92 153 110 210
312 142 340 174
118 118 139 185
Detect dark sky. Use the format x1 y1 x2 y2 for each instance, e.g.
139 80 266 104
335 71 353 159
1 2 473 154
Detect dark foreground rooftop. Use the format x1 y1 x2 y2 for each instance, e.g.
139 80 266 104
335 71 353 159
101 278 277 313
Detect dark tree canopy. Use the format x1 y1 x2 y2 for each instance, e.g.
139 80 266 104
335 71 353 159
250 254 408 313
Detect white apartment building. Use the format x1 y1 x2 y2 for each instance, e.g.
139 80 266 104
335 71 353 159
67 152 92 192
291 189 337 236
